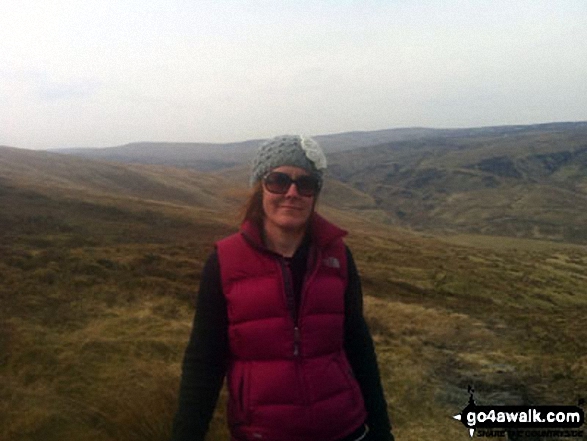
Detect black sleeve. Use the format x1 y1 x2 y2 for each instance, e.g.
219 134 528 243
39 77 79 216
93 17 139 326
344 247 394 441
171 251 229 441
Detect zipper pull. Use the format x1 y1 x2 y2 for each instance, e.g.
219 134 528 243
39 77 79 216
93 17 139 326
293 326 300 356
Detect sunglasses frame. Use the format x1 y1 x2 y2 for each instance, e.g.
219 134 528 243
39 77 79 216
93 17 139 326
263 171 321 197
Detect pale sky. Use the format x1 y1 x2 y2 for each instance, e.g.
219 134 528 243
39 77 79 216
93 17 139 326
1 0 586 150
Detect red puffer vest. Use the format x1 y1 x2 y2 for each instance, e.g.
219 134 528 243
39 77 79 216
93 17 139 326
216 214 367 441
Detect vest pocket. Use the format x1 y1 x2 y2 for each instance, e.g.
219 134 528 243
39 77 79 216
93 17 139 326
336 355 361 405
238 371 246 415
336 356 354 384
228 363 251 427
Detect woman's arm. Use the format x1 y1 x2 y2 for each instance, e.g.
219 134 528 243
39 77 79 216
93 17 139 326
171 251 229 441
344 247 394 441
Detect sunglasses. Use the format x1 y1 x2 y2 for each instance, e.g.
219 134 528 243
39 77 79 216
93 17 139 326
263 171 321 197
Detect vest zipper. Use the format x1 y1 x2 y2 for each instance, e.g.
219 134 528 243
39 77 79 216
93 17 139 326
278 258 299 356
293 247 323 357
299 246 322 322
297 247 323 408
279 246 328 408
293 326 300 356
278 258 308 406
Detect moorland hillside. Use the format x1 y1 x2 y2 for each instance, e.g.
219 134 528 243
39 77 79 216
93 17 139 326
327 123 587 243
1 145 586 441
54 122 587 244
52 127 446 170
0 146 237 210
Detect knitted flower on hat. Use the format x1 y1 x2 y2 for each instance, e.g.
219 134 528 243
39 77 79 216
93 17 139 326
300 136 327 170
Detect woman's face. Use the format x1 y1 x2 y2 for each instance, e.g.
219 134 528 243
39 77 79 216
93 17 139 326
262 166 316 234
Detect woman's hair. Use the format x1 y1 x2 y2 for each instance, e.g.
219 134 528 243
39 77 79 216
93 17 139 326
241 181 264 226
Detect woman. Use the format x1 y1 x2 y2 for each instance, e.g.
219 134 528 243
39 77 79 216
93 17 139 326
172 135 394 441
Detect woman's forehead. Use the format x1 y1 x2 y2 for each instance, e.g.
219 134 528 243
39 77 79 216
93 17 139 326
270 165 310 177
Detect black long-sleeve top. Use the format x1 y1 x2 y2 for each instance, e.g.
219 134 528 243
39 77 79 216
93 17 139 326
171 241 393 441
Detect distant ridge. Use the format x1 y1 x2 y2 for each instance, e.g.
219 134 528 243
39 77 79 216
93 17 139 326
52 121 587 171
15 121 587 244
55 139 263 171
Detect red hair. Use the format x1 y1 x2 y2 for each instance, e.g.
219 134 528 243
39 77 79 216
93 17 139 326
240 181 264 226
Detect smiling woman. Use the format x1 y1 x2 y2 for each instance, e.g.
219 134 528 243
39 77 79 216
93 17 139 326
171 135 394 441
261 166 319 256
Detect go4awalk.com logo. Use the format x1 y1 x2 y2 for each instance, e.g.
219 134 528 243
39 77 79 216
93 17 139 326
453 386 585 438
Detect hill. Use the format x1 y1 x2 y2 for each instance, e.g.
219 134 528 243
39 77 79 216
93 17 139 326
52 122 587 170
328 122 587 244
0 145 239 210
49 122 587 245
1 146 586 441
51 128 447 171
54 140 262 171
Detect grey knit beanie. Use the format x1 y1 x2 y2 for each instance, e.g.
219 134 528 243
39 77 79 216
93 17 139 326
250 135 327 186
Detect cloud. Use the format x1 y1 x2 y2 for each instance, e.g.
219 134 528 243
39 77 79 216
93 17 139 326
0 67 102 103
36 77 102 102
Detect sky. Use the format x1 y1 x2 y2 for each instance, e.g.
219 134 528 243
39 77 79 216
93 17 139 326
1 0 586 150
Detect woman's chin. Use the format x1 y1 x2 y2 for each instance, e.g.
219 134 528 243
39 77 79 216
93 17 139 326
271 216 308 232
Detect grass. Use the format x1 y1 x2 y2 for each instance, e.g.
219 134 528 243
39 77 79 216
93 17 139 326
2 148 587 441
0 171 235 440
3 202 586 440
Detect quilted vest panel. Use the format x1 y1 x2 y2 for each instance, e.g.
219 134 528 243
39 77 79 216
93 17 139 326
216 225 367 441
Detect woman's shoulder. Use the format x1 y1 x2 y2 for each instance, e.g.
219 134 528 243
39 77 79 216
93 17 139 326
201 250 220 276
215 231 243 247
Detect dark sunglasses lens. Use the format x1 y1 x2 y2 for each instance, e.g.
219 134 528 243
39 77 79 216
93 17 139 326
264 172 292 194
295 176 319 196
264 172 319 196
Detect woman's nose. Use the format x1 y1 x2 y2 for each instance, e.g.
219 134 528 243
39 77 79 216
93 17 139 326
284 181 301 197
